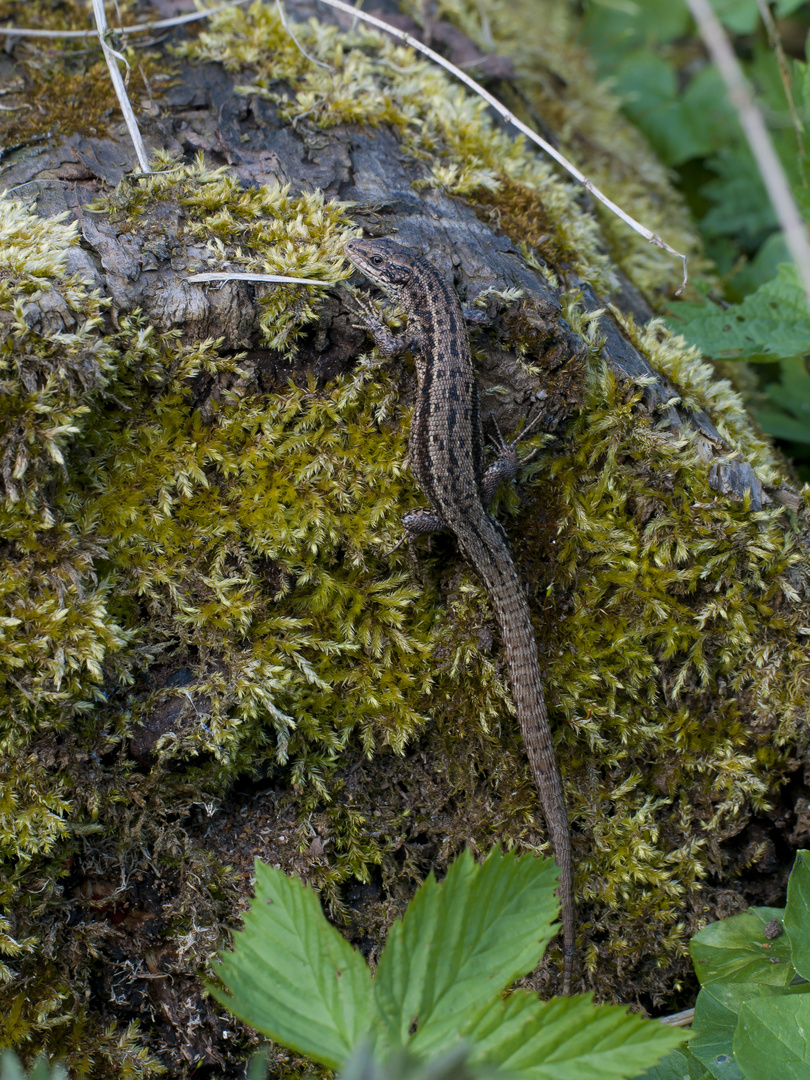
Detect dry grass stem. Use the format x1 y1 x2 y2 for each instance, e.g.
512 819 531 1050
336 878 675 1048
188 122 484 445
686 0 810 302
91 0 150 171
187 272 330 284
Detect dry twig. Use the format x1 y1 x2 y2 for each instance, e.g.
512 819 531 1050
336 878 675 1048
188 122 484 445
685 0 810 303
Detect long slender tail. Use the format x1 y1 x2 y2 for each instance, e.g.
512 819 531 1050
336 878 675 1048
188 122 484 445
471 537 575 993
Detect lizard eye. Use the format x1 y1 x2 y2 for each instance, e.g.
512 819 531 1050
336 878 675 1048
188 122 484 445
371 255 383 265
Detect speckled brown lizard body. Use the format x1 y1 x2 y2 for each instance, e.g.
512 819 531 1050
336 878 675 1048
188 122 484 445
345 237 575 992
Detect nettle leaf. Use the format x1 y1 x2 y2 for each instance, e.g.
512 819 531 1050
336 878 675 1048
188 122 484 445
734 994 810 1080
372 847 559 1057
699 150 775 244
784 850 810 979
759 356 810 444
690 907 794 987
462 991 686 1080
209 860 373 1069
667 265 810 361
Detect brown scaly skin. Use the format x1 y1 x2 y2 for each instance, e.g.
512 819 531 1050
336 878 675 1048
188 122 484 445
345 237 575 993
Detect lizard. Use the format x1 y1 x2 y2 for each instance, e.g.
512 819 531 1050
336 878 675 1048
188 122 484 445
344 236 575 993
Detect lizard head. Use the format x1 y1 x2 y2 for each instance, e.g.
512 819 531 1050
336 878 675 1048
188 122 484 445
345 237 419 301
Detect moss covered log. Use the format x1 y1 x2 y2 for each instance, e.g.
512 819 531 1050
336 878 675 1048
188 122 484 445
1 0 809 1076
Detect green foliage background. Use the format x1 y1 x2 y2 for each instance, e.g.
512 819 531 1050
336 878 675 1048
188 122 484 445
580 0 810 473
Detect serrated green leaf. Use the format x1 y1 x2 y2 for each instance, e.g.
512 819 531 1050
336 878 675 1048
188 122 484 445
372 847 559 1057
613 52 698 167
634 1046 711 1080
338 1042 503 1080
734 995 810 1079
667 265 810 360
728 233 789 299
699 150 776 244
461 990 687 1080
784 850 810 979
690 907 794 987
209 860 373 1069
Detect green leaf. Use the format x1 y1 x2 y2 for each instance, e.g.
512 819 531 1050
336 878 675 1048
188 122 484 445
372 847 559 1057
209 860 373 1069
689 984 746 1080
690 907 794 987
339 1043 502 1080
734 995 810 1079
784 850 810 979
462 991 687 1080
667 265 810 360
699 150 776 244
757 409 810 444
709 0 759 34
635 1046 711 1080
0 1055 67 1080
728 233 790 300
759 357 810 444
612 52 700 167
581 0 690 69
689 982 810 1079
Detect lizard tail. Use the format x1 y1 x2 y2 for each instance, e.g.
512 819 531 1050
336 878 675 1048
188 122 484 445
472 542 576 994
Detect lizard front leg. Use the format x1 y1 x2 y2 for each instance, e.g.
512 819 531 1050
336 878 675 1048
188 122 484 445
346 292 423 358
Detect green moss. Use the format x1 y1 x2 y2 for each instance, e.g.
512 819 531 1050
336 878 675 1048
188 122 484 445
0 0 169 153
407 0 709 302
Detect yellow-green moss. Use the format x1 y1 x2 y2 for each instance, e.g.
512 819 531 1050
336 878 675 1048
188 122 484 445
410 0 709 301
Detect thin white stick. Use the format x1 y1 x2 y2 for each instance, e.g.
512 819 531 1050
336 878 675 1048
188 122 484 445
304 0 689 292
188 272 329 284
685 0 810 304
91 0 150 172
659 1007 694 1027
277 0 332 70
1 0 254 39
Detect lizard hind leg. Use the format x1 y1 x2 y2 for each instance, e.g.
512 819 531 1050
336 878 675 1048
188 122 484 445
384 506 447 576
481 411 545 508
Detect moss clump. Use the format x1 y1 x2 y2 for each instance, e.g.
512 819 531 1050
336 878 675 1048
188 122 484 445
0 177 435 1070
94 151 355 353
406 0 708 302
0 0 169 153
